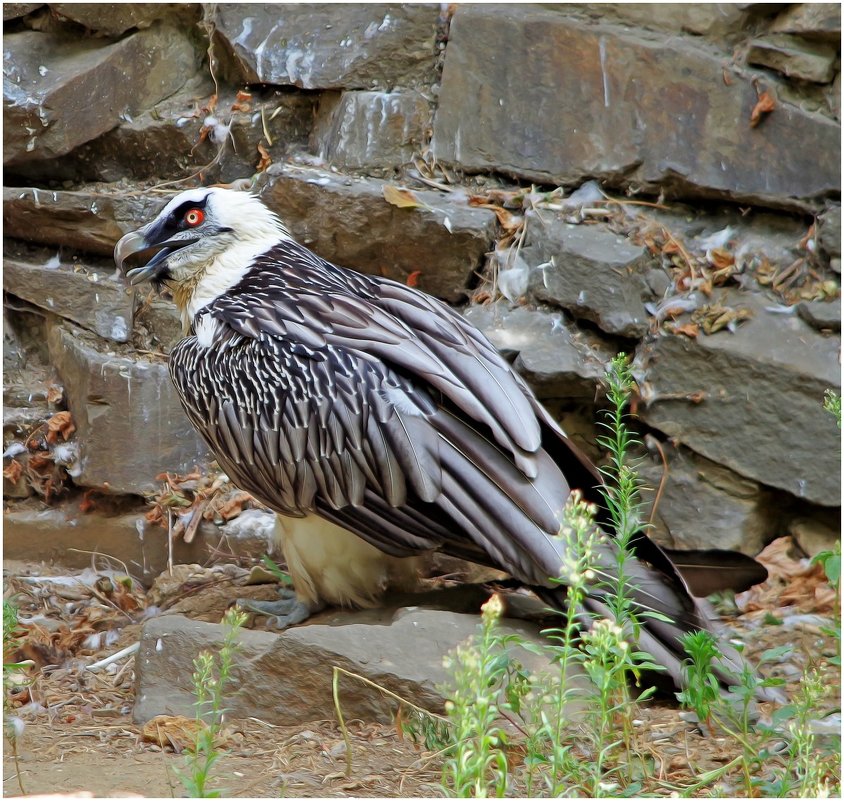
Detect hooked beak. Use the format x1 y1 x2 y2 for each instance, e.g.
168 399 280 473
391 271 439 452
114 230 199 285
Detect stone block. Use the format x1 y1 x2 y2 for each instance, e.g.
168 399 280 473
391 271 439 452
432 6 840 210
3 253 134 342
747 34 838 84
638 443 777 554
462 303 612 399
770 3 841 41
46 321 210 495
49 3 200 36
2 503 273 582
797 299 841 332
134 609 552 725
258 164 497 301
523 213 654 337
638 291 841 506
311 90 430 171
3 4 40 21
591 3 754 38
789 517 841 558
3 186 163 256
817 203 841 258
7 84 316 186
212 4 439 89
4 24 199 165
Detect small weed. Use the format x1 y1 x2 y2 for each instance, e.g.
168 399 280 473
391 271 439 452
812 544 841 651
3 599 33 796
332 665 451 777
823 389 841 427
260 554 294 587
442 594 511 797
176 606 247 798
432 355 841 797
677 630 722 729
440 355 662 797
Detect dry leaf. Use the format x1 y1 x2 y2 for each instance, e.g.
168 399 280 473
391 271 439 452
468 189 525 208
406 270 422 288
215 491 254 521
28 451 54 470
45 411 75 444
755 536 811 581
79 489 98 514
142 715 231 752
708 248 734 270
110 582 142 614
46 384 64 404
142 715 205 751
256 142 272 172
3 459 23 484
235 89 252 102
383 185 421 209
672 323 700 338
750 91 776 128
469 202 521 231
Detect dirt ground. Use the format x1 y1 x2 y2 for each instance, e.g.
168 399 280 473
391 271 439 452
3 537 840 798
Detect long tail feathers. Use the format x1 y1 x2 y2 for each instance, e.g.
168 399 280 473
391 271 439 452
665 548 769 597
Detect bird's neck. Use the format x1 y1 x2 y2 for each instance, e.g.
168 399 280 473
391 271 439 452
167 234 287 333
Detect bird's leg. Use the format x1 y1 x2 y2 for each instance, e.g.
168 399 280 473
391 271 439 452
235 587 325 630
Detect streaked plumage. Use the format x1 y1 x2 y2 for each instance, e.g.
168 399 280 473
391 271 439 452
115 187 768 692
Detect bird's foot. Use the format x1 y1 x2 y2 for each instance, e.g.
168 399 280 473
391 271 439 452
236 588 323 630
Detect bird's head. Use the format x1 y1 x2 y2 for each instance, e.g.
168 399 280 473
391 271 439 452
114 187 289 326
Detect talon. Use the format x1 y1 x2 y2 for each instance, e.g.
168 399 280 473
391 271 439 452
235 593 321 630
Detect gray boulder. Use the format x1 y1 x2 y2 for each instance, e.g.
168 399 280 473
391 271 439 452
4 25 198 165
49 3 199 36
638 290 841 506
311 90 430 172
47 321 210 495
258 164 497 302
462 303 613 399
523 213 655 337
212 4 439 90
638 442 779 554
4 251 134 342
134 608 552 725
3 186 163 255
432 6 840 210
746 34 838 84
770 3 841 41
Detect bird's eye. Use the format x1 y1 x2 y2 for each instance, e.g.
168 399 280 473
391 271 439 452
184 209 205 227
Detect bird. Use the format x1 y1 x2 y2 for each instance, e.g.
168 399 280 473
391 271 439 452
115 186 768 693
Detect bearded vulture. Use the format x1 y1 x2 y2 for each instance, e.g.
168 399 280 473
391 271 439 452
115 187 768 692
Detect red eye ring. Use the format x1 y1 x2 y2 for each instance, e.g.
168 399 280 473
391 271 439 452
184 208 204 227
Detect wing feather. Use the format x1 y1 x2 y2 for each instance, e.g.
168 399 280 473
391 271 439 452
164 240 763 694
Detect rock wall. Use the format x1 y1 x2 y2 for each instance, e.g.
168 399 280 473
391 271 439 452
3 3 841 561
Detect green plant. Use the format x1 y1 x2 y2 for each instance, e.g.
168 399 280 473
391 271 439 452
677 630 722 729
675 640 794 797
440 356 663 797
823 389 841 427
260 554 294 587
176 607 247 798
543 491 601 796
442 593 511 797
3 598 32 796
434 354 840 797
759 667 835 798
812 544 841 642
